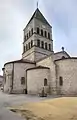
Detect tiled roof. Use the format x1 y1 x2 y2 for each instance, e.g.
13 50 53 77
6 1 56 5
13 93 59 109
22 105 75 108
26 66 50 71
4 59 35 66
55 57 77 62
54 51 70 57
24 8 51 29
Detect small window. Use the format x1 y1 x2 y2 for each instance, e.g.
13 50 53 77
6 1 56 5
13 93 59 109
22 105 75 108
28 42 30 49
45 43 47 50
23 46 25 52
41 41 44 48
44 78 47 86
21 77 25 85
27 44 29 50
48 32 50 39
4 74 6 84
49 44 51 51
59 76 63 86
24 36 26 41
31 28 33 35
31 40 33 47
37 27 40 34
29 31 30 37
41 29 43 36
27 33 28 39
45 31 47 37
26 44 28 51
37 39 40 47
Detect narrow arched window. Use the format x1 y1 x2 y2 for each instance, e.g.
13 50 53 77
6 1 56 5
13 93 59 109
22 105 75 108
26 44 28 51
28 42 30 49
41 29 43 36
37 27 40 34
45 43 47 50
31 40 33 47
23 46 25 52
45 31 47 37
31 28 33 35
49 44 51 51
27 33 28 39
41 41 44 48
37 39 40 47
4 74 6 83
44 78 47 86
59 76 63 86
21 77 25 84
24 36 26 42
29 31 30 37
48 32 50 39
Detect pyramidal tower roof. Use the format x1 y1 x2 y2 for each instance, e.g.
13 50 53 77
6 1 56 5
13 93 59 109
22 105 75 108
26 8 51 27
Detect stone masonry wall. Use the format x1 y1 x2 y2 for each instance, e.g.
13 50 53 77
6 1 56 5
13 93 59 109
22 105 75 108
55 59 77 95
37 56 57 95
27 68 50 95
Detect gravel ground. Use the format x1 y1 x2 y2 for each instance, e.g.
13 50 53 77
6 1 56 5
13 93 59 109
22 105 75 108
0 91 57 120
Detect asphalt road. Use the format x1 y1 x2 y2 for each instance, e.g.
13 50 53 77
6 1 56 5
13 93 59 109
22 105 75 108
0 91 53 120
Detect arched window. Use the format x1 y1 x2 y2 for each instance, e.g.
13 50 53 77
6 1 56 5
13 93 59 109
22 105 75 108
45 43 47 50
41 41 44 48
24 36 26 42
59 76 63 86
26 44 28 51
48 32 50 39
28 42 30 49
31 28 33 35
37 39 40 47
21 77 25 84
44 78 47 86
41 29 43 36
37 27 40 34
31 40 33 47
27 33 28 39
4 74 6 83
23 46 25 52
45 31 47 37
29 31 30 37
49 44 51 51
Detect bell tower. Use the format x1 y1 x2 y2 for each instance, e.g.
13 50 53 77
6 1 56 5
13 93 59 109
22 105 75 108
22 8 53 62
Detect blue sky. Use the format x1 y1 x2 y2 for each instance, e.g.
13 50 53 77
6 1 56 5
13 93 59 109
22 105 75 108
0 0 77 74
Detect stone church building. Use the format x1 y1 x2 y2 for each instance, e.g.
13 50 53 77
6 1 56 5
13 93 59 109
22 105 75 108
2 8 77 95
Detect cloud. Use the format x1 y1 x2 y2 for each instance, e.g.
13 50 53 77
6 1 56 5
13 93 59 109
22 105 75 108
42 0 77 55
0 0 77 74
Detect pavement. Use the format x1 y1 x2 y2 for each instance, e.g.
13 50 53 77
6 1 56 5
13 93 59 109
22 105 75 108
0 91 56 120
